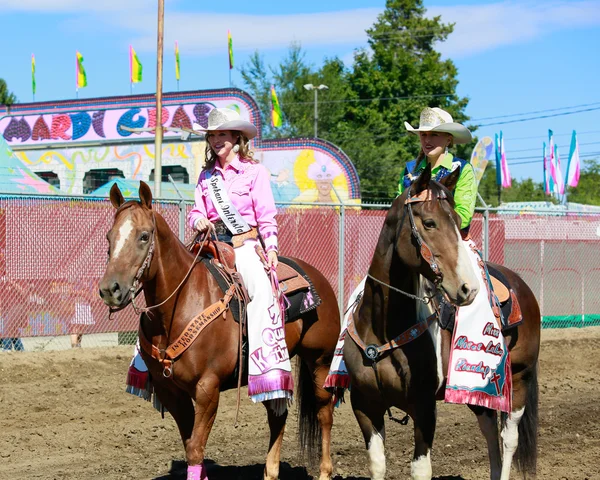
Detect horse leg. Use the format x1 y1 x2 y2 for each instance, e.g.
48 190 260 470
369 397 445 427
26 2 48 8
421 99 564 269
185 375 221 480
263 400 288 480
350 388 386 480
152 382 195 451
468 406 502 480
312 362 334 480
411 399 436 480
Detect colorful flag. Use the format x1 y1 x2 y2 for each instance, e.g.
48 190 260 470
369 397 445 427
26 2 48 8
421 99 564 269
270 85 283 128
553 144 565 195
228 30 234 69
499 131 511 188
76 51 87 88
175 41 181 81
495 132 511 188
130 46 143 84
543 142 550 194
548 129 558 186
31 54 36 95
566 130 581 188
494 133 502 186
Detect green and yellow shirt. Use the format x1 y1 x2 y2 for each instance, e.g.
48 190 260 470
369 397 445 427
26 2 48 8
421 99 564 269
398 153 477 230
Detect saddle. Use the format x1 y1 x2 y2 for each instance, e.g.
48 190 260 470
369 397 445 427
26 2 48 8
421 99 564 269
439 262 523 335
193 237 322 390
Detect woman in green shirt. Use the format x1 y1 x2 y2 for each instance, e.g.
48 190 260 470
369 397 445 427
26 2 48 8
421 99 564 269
399 107 477 235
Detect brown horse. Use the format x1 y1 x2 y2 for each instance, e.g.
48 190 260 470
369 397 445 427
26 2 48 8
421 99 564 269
98 182 340 480
343 165 540 480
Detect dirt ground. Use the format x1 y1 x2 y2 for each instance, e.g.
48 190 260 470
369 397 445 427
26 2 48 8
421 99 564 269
1 327 599 480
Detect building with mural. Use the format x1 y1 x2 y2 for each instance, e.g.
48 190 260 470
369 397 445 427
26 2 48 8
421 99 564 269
0 89 360 203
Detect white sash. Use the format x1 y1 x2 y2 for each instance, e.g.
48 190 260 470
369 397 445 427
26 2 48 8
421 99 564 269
207 172 251 235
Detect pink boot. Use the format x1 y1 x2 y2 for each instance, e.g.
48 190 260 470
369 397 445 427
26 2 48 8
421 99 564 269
187 464 208 480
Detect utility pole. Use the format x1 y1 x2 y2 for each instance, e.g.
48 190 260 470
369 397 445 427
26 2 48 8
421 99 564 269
154 0 165 199
303 84 328 138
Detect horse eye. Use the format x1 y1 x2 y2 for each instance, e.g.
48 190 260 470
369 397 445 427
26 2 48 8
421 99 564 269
140 232 150 242
423 219 437 230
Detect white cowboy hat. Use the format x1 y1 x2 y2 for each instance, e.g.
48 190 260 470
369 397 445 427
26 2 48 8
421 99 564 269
404 107 472 144
196 107 258 140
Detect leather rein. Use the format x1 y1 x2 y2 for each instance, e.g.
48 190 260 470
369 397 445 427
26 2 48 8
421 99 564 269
346 186 450 425
347 186 449 361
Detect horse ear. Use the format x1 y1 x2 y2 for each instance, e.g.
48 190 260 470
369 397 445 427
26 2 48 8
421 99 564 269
139 181 153 209
441 167 461 192
414 163 432 194
109 183 125 209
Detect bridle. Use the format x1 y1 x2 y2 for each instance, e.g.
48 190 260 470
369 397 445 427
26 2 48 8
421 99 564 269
367 185 447 304
107 210 209 319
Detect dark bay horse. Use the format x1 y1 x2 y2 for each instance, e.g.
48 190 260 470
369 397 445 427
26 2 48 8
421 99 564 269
344 165 540 480
98 182 340 480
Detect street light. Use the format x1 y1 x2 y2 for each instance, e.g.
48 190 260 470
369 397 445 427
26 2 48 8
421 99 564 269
304 84 328 138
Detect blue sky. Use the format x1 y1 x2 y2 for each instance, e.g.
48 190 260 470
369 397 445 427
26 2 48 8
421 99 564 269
1 0 599 182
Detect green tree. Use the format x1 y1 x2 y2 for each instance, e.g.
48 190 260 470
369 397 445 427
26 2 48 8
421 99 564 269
240 43 350 140
340 0 470 201
0 79 17 106
241 0 470 202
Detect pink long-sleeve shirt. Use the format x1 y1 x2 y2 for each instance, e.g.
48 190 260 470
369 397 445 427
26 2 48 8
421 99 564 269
187 155 278 252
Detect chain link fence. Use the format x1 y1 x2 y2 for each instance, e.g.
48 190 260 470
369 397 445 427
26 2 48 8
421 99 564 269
1 196 598 352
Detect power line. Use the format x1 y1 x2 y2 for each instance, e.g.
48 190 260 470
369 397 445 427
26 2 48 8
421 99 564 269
507 129 600 141
475 106 600 127
281 93 455 106
510 141 600 154
508 151 600 166
471 101 600 122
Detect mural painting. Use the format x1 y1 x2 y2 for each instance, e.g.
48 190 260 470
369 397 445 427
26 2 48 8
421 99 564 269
0 89 361 203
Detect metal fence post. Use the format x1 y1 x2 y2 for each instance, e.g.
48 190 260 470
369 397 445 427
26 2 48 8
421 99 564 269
332 186 345 321
167 174 186 241
477 192 490 261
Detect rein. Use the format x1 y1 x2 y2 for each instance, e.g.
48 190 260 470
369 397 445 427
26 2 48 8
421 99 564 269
108 214 212 319
349 186 449 424
364 186 447 305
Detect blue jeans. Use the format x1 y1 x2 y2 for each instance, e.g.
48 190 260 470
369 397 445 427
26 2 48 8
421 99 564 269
1 338 24 351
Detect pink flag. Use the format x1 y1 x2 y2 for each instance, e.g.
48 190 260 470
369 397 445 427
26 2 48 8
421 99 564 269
566 130 580 188
499 131 511 188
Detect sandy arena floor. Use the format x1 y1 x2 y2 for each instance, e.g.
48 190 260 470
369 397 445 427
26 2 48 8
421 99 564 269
0 327 598 480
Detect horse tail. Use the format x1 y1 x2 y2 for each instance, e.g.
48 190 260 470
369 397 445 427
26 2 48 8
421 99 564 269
296 358 321 466
514 362 539 475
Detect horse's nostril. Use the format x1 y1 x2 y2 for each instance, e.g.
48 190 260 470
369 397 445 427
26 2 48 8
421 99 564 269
98 289 105 299
110 282 120 294
460 283 471 295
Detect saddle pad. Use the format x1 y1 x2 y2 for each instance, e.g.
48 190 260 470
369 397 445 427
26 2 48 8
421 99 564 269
202 257 321 324
490 276 510 303
278 257 322 321
486 263 523 333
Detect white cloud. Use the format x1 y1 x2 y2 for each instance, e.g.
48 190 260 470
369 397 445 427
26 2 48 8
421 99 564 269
2 1 599 58
0 0 149 12
430 1 600 58
127 9 380 55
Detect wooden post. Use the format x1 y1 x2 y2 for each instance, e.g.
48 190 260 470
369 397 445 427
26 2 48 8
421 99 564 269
154 0 165 198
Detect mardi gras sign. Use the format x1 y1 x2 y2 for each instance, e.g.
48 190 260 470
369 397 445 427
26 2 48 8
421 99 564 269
0 102 240 146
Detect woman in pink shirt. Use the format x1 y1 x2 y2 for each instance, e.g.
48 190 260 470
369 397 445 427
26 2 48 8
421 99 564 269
188 108 293 412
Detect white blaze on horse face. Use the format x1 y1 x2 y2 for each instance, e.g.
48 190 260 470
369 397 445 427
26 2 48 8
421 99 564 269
112 218 134 260
411 450 432 480
500 406 525 480
368 431 386 480
417 277 444 393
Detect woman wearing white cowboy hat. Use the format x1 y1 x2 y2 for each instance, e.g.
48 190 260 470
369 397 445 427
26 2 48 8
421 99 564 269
400 107 514 414
399 106 475 234
187 107 294 413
